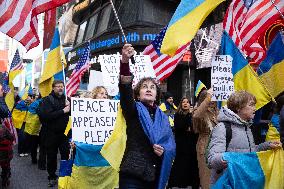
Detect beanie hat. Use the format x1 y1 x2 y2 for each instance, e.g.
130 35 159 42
164 92 173 101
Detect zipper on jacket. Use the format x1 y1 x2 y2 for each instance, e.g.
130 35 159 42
245 125 251 152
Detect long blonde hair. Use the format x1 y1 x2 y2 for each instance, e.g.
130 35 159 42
91 86 108 99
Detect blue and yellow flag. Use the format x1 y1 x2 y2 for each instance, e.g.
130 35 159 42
266 114 280 142
24 99 42 136
220 31 271 110
161 0 224 56
19 85 32 100
195 80 207 97
257 33 284 98
12 100 28 129
39 28 66 97
212 149 284 189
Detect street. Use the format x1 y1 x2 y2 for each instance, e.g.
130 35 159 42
3 147 56 189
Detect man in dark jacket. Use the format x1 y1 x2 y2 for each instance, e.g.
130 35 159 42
39 80 70 187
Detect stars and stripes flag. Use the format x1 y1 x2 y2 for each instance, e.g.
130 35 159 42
223 0 284 64
143 27 190 81
0 0 70 51
10 49 23 71
66 44 90 97
2 72 10 93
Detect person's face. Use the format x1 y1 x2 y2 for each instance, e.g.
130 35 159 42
237 99 256 121
181 98 190 111
95 88 108 99
53 83 64 96
166 97 174 105
0 85 3 97
138 80 157 105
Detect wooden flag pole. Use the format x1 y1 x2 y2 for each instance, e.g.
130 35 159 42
109 0 135 64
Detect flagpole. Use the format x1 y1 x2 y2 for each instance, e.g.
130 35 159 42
109 0 136 64
270 0 284 21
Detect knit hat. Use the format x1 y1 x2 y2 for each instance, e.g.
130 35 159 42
164 92 173 101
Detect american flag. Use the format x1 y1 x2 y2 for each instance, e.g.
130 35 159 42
10 49 23 71
223 0 284 64
66 44 90 97
143 27 190 81
2 115 18 144
0 0 70 51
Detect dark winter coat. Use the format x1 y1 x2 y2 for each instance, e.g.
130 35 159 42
168 112 199 188
280 106 284 147
40 91 69 134
119 82 162 182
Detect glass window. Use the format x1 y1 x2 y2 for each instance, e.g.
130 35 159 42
96 4 112 35
76 21 87 44
85 14 98 40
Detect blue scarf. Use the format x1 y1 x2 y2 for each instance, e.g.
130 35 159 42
136 102 176 189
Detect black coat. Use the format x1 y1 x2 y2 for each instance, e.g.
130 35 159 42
168 112 200 188
0 97 9 120
119 82 161 182
280 106 284 147
40 92 69 146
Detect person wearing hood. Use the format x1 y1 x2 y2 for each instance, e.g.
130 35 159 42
207 91 281 184
160 92 177 127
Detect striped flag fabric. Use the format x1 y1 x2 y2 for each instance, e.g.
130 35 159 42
223 0 284 64
0 0 70 51
66 44 90 97
143 27 190 81
10 49 23 71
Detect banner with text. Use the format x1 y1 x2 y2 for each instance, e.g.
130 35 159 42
211 55 234 101
71 98 119 145
99 54 156 96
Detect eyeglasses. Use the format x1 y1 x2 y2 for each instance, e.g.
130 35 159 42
54 85 64 88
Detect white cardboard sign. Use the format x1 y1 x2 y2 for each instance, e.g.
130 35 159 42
211 55 234 101
99 54 156 95
71 98 119 145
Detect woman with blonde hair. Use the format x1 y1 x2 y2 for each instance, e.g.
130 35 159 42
192 89 218 189
91 86 108 99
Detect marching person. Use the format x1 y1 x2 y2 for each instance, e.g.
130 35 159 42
118 44 175 189
160 92 177 127
168 97 199 189
38 80 70 187
0 84 14 187
207 91 282 185
192 89 218 189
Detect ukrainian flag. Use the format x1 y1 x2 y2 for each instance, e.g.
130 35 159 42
161 0 224 56
195 80 207 97
266 114 280 142
220 31 271 110
24 99 42 136
64 143 118 189
12 100 28 129
257 33 284 98
212 149 284 189
19 85 32 100
39 28 66 97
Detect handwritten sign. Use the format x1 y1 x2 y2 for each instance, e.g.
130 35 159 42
211 55 234 101
71 98 119 145
99 54 156 95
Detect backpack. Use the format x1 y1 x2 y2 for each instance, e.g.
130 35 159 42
205 121 232 168
37 95 55 125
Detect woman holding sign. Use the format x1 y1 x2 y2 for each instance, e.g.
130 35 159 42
118 44 176 189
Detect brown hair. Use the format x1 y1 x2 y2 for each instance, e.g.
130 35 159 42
133 77 161 105
227 90 256 113
92 86 108 99
177 97 191 114
52 80 64 87
197 89 208 107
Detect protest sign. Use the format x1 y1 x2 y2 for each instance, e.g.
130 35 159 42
211 55 234 101
87 70 104 91
71 98 119 145
99 54 156 95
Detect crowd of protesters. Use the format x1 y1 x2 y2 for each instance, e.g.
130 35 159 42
0 44 283 189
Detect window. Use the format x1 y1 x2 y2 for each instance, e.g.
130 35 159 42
76 21 87 44
96 4 112 35
85 14 98 40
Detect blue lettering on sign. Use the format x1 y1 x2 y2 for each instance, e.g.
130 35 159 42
76 32 157 56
